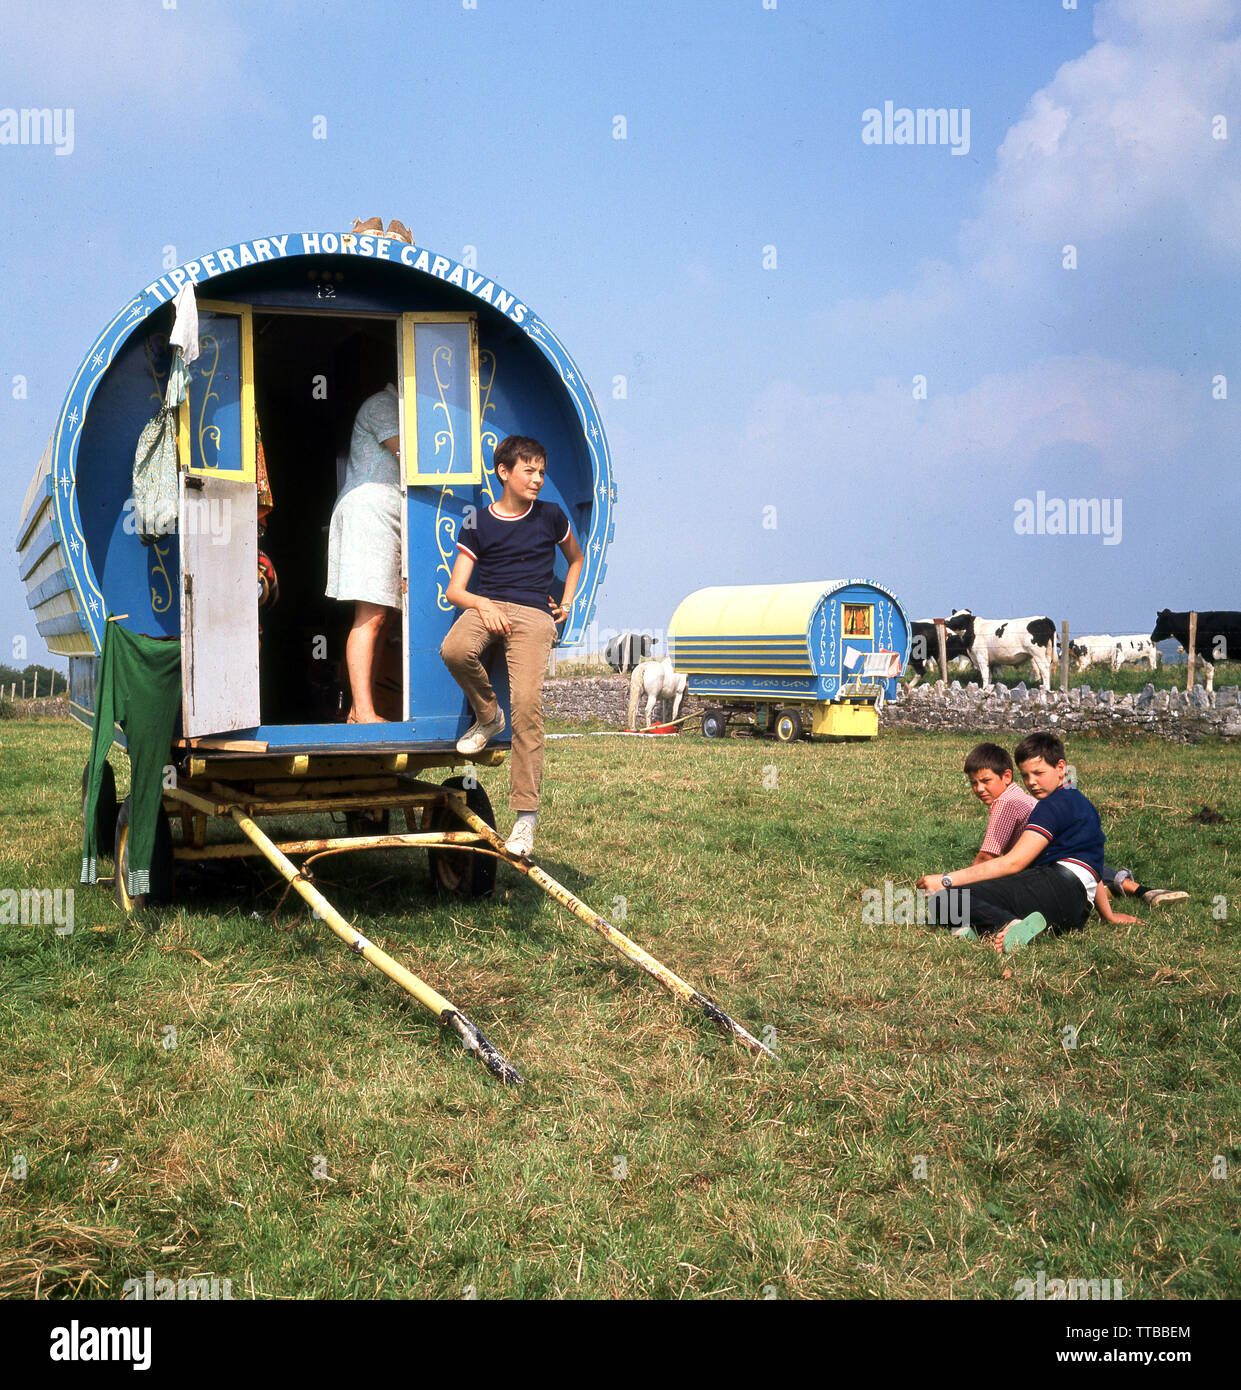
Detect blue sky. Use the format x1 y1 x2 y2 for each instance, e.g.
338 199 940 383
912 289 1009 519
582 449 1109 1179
4 0 1239 668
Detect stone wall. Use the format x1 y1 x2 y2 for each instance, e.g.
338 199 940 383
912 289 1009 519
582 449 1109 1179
544 675 701 728
0 695 70 720
881 680 1241 743
14 676 1234 744
544 674 1241 743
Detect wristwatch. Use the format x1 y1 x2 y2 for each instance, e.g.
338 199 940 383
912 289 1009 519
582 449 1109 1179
942 875 953 889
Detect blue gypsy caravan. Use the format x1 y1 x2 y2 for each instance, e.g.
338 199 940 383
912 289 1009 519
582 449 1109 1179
668 580 911 741
17 228 613 748
12 228 625 1080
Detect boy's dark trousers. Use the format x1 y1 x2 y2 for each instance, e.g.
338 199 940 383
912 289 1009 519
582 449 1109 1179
933 863 1092 933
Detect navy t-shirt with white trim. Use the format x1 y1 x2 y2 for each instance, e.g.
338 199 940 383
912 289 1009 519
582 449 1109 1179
1025 785 1105 880
457 500 571 613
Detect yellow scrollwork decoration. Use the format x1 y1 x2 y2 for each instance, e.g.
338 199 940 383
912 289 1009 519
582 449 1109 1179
431 347 502 606
196 333 222 467
148 538 173 615
433 486 458 612
144 332 171 409
478 350 499 506
431 343 456 473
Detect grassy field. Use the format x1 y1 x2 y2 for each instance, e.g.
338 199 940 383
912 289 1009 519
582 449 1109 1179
0 716 1238 1300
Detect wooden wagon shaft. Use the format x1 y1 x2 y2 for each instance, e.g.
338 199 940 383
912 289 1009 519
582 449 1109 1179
175 830 485 861
434 790 775 1060
201 799 522 1085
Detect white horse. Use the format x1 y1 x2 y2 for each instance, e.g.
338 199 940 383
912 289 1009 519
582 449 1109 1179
627 657 687 729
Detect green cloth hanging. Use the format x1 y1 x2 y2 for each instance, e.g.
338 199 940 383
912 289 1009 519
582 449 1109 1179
82 623 182 896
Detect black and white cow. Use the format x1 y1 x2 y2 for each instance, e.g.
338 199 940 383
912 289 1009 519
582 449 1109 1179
1069 635 1159 674
1150 610 1241 693
947 610 1058 689
906 619 972 687
604 631 653 673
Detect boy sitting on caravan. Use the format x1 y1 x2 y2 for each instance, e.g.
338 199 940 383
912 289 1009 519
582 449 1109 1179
440 435 584 858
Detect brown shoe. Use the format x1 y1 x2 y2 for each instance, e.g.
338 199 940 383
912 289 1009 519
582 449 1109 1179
350 216 383 235
386 218 413 244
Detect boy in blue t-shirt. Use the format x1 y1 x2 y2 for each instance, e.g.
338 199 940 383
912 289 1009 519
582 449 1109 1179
917 731 1104 952
440 435 584 857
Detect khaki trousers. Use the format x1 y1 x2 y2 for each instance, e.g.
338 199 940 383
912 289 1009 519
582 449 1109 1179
440 604 557 811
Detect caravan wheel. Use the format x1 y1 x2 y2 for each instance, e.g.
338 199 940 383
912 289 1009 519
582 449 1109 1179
425 777 497 899
701 709 728 739
113 796 175 913
774 710 804 743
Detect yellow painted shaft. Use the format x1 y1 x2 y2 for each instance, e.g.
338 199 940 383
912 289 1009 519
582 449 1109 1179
445 799 774 1059
227 807 455 1017
176 830 485 861
224 807 522 1084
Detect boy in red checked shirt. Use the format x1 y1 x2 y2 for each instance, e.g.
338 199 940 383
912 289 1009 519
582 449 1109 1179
963 742 1037 862
440 435 584 858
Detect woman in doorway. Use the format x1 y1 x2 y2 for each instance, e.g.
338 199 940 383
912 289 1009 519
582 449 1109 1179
326 382 401 722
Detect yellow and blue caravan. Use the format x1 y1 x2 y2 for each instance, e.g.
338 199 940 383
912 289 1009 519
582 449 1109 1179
16 229 614 751
668 580 910 741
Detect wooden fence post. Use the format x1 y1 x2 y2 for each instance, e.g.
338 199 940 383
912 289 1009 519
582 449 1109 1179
1060 621 1070 692
934 619 948 688
1186 611 1198 691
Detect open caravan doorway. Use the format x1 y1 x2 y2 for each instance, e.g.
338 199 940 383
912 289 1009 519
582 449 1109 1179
250 312 402 727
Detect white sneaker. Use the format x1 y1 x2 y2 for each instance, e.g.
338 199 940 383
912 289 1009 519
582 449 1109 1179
456 710 505 755
504 819 535 858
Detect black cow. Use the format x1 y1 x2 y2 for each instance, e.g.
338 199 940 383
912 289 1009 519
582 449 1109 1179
1150 609 1241 693
907 619 971 686
604 631 653 673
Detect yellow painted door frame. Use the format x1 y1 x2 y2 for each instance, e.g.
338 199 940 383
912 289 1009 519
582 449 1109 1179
178 299 257 482
400 312 483 487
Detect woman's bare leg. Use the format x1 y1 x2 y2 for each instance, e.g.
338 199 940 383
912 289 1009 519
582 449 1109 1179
346 601 394 722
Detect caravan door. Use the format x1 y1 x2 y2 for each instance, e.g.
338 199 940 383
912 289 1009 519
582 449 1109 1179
397 313 483 731
177 303 260 737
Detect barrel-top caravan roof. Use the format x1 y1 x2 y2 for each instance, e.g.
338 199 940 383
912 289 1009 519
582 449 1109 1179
16 229 615 659
668 579 911 695
670 581 860 641
669 580 909 643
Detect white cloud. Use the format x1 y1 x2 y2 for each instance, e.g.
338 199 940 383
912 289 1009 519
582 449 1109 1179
744 354 1196 485
815 259 962 348
966 2 1241 267
821 0 1241 343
